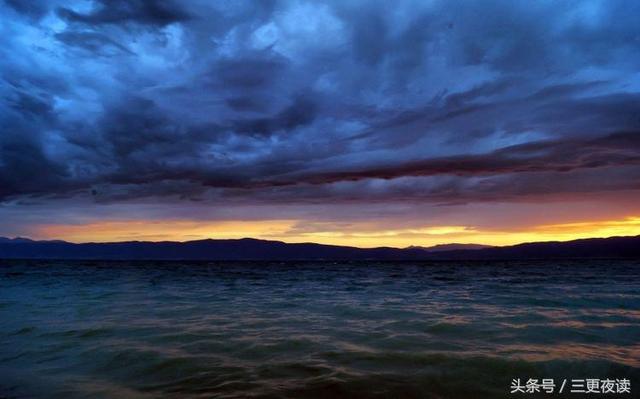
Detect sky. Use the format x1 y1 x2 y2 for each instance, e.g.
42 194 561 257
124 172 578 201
1 0 640 247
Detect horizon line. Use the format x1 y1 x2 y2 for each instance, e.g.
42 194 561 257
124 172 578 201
3 233 639 251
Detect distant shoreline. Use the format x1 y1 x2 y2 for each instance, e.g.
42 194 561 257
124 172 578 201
1 235 640 261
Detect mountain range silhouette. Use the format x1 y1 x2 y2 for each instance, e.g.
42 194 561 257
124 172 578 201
1 235 639 260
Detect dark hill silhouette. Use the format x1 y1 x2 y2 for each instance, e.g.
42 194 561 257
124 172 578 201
0 235 639 260
408 243 493 252
429 235 640 260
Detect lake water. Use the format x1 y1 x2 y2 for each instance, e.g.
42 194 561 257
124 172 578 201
1 260 638 398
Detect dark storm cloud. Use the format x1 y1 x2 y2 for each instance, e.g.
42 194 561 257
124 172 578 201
231 94 317 136
225 96 267 113
55 31 133 55
1 0 640 207
290 132 640 184
57 0 191 27
3 0 50 19
6 90 55 119
0 136 64 198
214 56 287 90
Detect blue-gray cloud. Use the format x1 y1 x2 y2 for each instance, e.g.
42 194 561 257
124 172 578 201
1 0 640 209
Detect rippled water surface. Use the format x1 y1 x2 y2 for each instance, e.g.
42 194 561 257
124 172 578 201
1 260 639 398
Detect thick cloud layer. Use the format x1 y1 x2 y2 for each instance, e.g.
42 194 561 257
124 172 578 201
1 0 640 239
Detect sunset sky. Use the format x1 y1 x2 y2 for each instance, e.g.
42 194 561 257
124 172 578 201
1 0 640 247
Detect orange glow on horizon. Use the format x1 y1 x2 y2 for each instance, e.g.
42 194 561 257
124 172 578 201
35 220 297 243
31 216 640 248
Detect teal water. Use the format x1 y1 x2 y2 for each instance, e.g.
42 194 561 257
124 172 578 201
1 260 638 398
